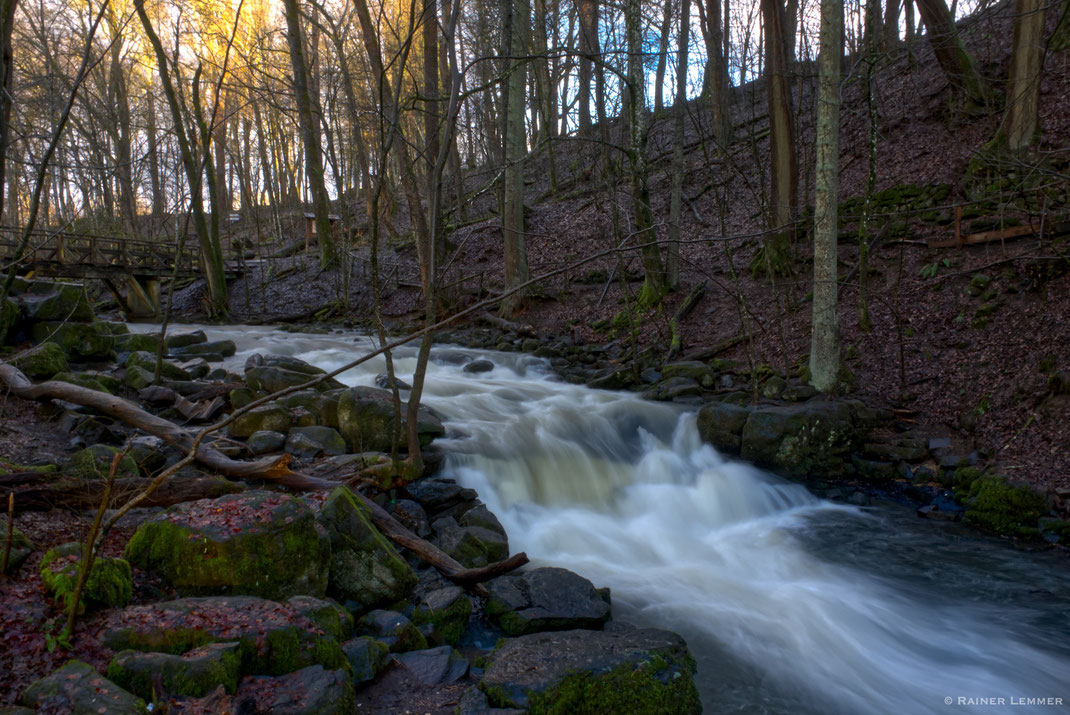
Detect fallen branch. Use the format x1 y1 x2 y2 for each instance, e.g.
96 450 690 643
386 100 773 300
1 474 243 512
666 281 706 362
478 312 537 338
681 334 745 362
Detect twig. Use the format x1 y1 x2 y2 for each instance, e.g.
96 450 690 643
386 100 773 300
1 493 12 574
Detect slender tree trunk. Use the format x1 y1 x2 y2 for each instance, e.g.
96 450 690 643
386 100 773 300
0 0 18 226
704 0 733 144
282 0 336 266
810 0 842 392
577 0 599 134
884 0 900 48
654 0 674 113
667 0 691 290
502 0 531 315
146 86 164 220
108 16 136 231
760 0 797 273
914 0 994 108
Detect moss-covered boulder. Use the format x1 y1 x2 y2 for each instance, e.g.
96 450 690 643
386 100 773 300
126 350 191 381
286 595 355 640
0 515 33 574
124 491 330 600
740 401 860 478
358 610 428 653
411 586 472 645
22 661 146 714
39 543 132 612
432 516 509 568
67 444 140 480
336 386 445 452
697 402 752 455
106 642 241 700
10 342 69 378
114 333 163 355
485 568 610 637
481 628 700 713
169 339 237 359
228 403 293 438
31 321 114 360
166 330 207 348
286 426 347 459
124 365 155 390
19 281 94 322
960 476 1049 537
341 636 390 686
53 370 115 394
246 365 343 394
234 665 355 715
100 596 348 676
317 486 417 611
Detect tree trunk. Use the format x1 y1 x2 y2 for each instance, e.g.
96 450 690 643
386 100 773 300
146 86 164 219
997 0 1045 151
654 0 674 113
577 0 599 134
914 0 994 108
282 0 336 267
760 0 797 273
810 0 842 393
668 0 691 289
703 0 733 145
0 0 18 226
502 0 531 315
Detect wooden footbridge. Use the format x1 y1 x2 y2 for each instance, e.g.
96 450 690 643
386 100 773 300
0 226 241 317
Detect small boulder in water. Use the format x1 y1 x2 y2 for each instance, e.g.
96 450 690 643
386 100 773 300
485 567 610 636
463 359 495 374
375 372 412 390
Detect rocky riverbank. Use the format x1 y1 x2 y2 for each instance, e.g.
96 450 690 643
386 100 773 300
0 281 703 712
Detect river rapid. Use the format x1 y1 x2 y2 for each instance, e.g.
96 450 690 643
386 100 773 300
148 324 1070 714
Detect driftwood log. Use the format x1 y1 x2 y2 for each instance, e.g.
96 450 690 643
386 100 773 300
0 362 527 589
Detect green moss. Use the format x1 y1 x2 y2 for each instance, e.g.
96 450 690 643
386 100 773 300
961 476 1048 538
106 643 242 700
412 593 472 645
11 343 69 378
53 371 113 394
68 445 139 480
509 654 701 715
40 543 132 612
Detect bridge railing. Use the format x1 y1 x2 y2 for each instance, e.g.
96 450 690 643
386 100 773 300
0 226 200 276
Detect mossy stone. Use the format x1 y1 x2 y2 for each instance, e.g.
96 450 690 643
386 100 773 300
31 321 114 360
106 642 241 699
52 371 114 394
10 343 68 378
228 404 293 438
411 586 472 645
124 491 330 600
40 543 132 612
114 333 163 354
125 350 191 381
67 444 140 480
961 476 1048 537
20 282 93 322
22 661 146 714
317 487 418 611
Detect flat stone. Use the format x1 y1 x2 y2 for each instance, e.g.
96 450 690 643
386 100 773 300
234 665 354 715
106 642 241 700
485 567 610 636
21 661 146 714
392 646 469 686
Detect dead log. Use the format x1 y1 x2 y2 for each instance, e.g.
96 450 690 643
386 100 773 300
681 334 745 362
478 312 537 338
137 385 224 422
1 474 244 512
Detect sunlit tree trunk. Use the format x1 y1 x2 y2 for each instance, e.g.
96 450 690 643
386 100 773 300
996 0 1045 151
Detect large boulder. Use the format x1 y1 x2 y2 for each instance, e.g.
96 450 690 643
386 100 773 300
106 642 241 700
336 386 445 452
740 401 860 478
10 342 68 378
31 321 114 360
234 665 355 715
411 586 472 645
485 568 610 636
480 628 700 713
39 542 132 612
125 350 191 381
317 487 417 611
227 403 293 438
341 637 390 687
169 339 237 359
21 661 146 714
114 332 163 355
696 402 752 456
101 596 348 675
286 426 347 459
245 365 343 394
166 330 207 348
124 491 330 600
67 444 139 480
432 516 509 568
19 281 93 322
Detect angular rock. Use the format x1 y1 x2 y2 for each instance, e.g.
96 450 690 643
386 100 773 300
336 386 445 452
485 567 610 636
392 646 468 685
247 429 287 455
342 636 390 686
358 610 428 653
19 281 93 322
642 376 702 401
106 642 241 700
126 350 191 381
245 365 342 394
317 487 417 611
101 596 347 675
32 321 114 360
286 595 354 639
286 426 347 459
53 370 115 393
40 542 132 612
433 517 508 568
10 342 69 378
166 330 208 348
406 477 479 516
21 661 146 714
740 401 860 478
227 403 293 439
124 491 330 600
412 586 472 645
114 333 163 355
375 372 412 390
660 361 715 386
124 365 155 390
480 628 700 713
170 340 237 359
696 401 751 455
234 665 355 715
391 499 432 538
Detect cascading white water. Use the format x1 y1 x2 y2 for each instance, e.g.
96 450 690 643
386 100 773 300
148 325 1070 714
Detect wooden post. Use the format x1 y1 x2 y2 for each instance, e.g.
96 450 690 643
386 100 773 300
955 205 963 248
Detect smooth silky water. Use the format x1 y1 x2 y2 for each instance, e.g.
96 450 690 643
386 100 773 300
146 324 1070 714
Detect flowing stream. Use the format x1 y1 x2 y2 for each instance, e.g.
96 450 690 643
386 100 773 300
151 324 1070 714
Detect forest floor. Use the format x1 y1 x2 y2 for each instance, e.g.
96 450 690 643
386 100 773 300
174 2 1070 495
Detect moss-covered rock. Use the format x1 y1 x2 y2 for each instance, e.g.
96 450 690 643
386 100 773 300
39 543 132 612
124 491 330 600
114 333 163 355
166 330 207 348
341 636 390 686
10 342 69 378
228 404 293 439
432 517 508 568
286 426 347 459
67 444 140 480
229 386 261 409
125 350 190 381
358 610 428 653
960 476 1048 537
101 596 348 676
480 628 700 714
246 365 343 394
286 595 354 640
740 401 861 478
317 486 417 611
53 370 115 394
19 281 94 322
22 661 146 714
106 642 241 700
124 365 155 390
0 515 33 574
411 586 472 645
485 568 610 637
336 386 444 452
169 339 237 359
696 402 752 455
0 297 19 344
234 665 355 715
31 321 114 360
